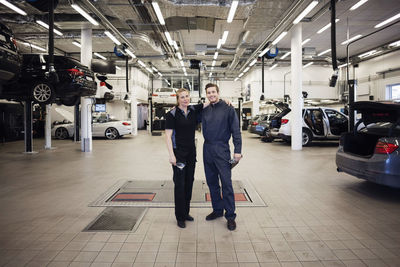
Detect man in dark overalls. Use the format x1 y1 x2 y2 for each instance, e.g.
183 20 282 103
202 83 242 230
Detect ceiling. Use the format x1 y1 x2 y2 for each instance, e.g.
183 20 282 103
1 0 400 79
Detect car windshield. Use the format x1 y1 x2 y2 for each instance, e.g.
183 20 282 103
157 88 174 93
360 122 400 136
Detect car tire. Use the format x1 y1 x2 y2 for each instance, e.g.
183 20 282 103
55 127 69 139
31 81 54 104
105 127 119 140
61 96 80 106
302 129 313 146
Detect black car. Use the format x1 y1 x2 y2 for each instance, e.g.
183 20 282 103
0 54 97 106
0 22 21 84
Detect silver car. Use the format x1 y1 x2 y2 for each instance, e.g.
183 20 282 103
336 101 400 188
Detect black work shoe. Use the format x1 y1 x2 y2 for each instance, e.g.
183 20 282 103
227 219 236 231
177 221 186 228
205 211 223 221
186 215 194 221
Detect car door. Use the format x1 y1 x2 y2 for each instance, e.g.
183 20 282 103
324 109 348 136
304 109 326 136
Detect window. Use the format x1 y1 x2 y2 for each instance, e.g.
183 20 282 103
389 84 400 100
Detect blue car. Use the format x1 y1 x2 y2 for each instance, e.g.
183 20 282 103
336 101 400 188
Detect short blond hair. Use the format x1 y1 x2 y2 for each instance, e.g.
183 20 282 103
176 88 189 105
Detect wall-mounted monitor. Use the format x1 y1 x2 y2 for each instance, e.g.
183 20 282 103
94 104 106 112
91 59 116 74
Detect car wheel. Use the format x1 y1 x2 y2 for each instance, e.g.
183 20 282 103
61 96 80 106
105 127 119 140
31 82 54 104
55 127 69 139
302 129 313 146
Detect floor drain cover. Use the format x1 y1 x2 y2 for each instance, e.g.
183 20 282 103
84 207 147 231
205 193 248 201
112 193 155 202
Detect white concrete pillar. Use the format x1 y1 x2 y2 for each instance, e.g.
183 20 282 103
290 23 303 150
81 26 93 152
44 104 52 149
131 96 138 136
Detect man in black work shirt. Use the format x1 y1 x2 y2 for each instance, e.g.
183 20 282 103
202 83 242 231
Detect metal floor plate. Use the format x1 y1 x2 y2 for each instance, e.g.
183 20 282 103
89 179 266 207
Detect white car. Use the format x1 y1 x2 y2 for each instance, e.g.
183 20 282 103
152 87 177 105
52 117 132 140
270 107 348 146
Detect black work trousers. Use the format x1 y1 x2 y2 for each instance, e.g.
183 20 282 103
172 148 196 222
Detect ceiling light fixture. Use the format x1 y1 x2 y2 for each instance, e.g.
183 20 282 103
234 77 239 81
243 67 250 73
94 52 106 60
317 19 339 34
338 62 350 68
176 52 182 60
165 79 170 85
104 31 121 45
158 72 163 76
0 0 27 15
71 4 99 26
212 60 216 67
72 41 81 48
272 31 288 45
116 66 121 70
269 64 278 70
182 67 186 72
293 1 318 24
125 49 136 58
374 13 400 28
249 59 257 66
173 41 179 50
209 72 212 77
238 73 244 78
303 62 313 68
227 0 239 23
280 51 291 59
389 40 400 47
22 42 46 52
221 31 229 44
350 0 368 11
145 67 153 73
301 38 311 46
211 67 215 71
358 49 378 58
151 2 165 25
36 20 63 36
180 60 184 67
137 60 146 68
164 31 173 45
317 49 331 56
259 47 270 57
213 52 219 60
217 39 222 49
152 67 158 72
341 34 362 45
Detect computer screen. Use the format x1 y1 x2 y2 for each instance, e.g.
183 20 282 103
95 104 106 112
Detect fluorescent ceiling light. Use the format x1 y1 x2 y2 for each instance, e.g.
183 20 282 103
280 51 291 59
152 2 165 25
164 31 173 45
238 73 244 78
71 4 99 26
209 72 212 77
243 67 250 73
374 13 400 28
116 66 121 70
259 47 270 57
36 20 63 36
137 60 146 67
227 0 239 23
317 19 340 34
0 0 27 15
221 31 229 44
272 31 288 45
358 50 377 58
180 60 184 67
293 1 318 24
104 31 121 45
389 40 400 47
303 62 313 68
72 41 81 48
234 77 239 81
165 79 170 85
184 72 188 76
217 39 222 49
125 49 136 58
176 52 182 60
249 59 257 66
182 67 186 72
145 67 153 73
338 62 351 68
301 38 311 46
173 41 179 50
317 49 331 56
211 67 214 70
213 52 219 60
152 67 158 72
94 52 106 60
22 42 46 52
158 72 163 76
269 64 277 70
341 34 362 45
350 0 368 11
212 60 216 67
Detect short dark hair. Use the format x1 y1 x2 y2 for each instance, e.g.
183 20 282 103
205 83 219 93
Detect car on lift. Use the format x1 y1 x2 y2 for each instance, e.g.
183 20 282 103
336 101 400 188
0 54 97 106
52 116 132 140
0 21 21 85
152 87 177 105
270 107 348 146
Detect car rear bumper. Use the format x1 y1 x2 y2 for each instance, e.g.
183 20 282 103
270 130 290 140
336 149 400 188
60 80 97 97
119 127 132 136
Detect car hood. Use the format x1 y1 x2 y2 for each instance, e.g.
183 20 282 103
352 101 400 125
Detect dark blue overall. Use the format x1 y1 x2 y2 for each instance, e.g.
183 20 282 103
202 100 242 220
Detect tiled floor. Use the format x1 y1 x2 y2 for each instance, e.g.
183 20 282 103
0 131 399 267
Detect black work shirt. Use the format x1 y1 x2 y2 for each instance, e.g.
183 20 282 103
165 104 203 150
